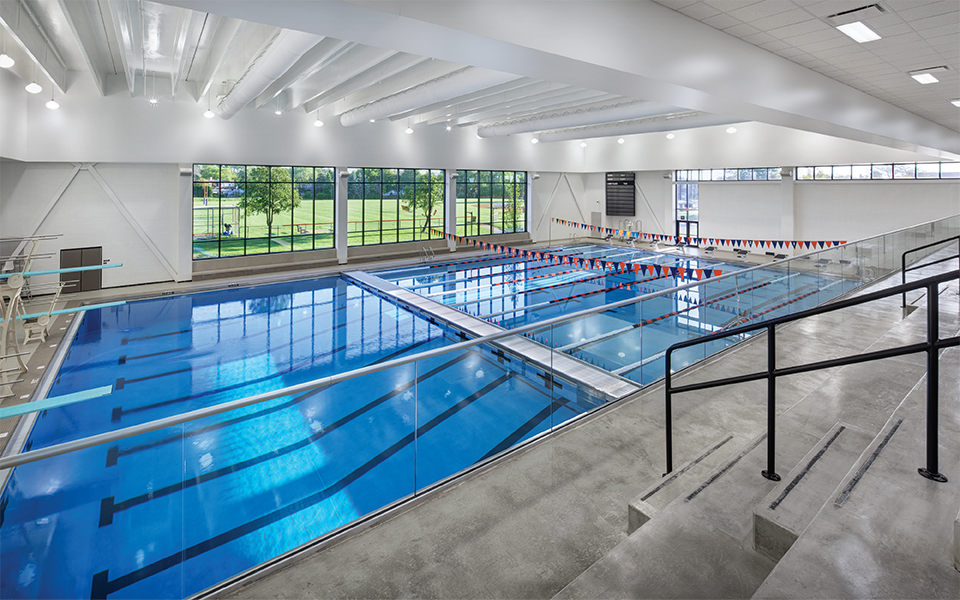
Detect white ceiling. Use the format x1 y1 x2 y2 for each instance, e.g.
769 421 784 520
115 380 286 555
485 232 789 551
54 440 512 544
0 0 957 160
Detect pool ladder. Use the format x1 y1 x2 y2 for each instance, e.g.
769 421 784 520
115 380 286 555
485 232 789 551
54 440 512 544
419 246 436 263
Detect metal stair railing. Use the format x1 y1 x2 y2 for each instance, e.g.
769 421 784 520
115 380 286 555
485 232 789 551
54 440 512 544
900 234 959 313
664 269 959 483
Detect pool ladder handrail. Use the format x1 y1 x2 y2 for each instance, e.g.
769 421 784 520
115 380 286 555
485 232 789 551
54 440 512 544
419 246 436 263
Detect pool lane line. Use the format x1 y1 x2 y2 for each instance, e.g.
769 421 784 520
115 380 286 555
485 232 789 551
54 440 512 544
117 346 191 365
108 301 430 421
120 329 191 346
736 279 843 326
90 373 516 598
416 262 583 295
562 277 782 353
442 268 599 303
98 351 478 526
376 244 594 277
106 334 447 466
403 252 591 291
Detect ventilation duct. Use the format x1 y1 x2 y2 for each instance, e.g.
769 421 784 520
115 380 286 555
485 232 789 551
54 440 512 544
216 29 323 119
340 67 522 127
537 112 745 143
476 100 684 138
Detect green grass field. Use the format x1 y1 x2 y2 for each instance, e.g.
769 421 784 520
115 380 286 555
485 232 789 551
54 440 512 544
193 197 525 259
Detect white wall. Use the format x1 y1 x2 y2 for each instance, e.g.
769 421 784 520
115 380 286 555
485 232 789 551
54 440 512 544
0 161 187 288
698 177 959 246
529 171 674 243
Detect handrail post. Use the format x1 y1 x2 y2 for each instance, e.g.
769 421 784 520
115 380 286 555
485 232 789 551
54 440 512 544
901 249 907 310
664 348 674 476
762 323 781 481
918 280 947 482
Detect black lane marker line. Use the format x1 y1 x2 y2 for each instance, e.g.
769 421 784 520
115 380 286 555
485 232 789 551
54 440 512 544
107 336 452 464
770 426 845 510
477 403 556 462
99 353 476 523
124 346 192 362
685 434 767 502
120 329 191 346
114 368 191 391
835 419 902 507
408 252 589 289
90 373 513 599
641 435 734 502
111 307 430 420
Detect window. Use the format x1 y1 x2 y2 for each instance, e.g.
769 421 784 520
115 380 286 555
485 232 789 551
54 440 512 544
796 162 958 180
347 168 445 246
192 164 334 259
456 170 527 236
675 167 781 182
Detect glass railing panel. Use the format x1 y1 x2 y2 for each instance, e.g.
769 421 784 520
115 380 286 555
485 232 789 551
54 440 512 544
0 425 187 599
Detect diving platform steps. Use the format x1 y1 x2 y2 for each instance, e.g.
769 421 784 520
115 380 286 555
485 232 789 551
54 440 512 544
343 271 641 403
555 279 959 598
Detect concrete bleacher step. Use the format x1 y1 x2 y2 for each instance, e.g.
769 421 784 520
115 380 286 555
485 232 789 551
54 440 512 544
752 421 874 561
753 346 960 599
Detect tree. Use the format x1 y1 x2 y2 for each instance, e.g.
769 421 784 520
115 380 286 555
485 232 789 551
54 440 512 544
402 170 444 237
239 166 300 236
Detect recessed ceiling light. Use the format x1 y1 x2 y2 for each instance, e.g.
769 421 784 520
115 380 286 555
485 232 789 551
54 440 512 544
446 125 452 131
836 21 881 43
275 109 283 116
149 97 158 106
617 138 625 144
666 133 675 140
370 119 376 123
910 66 948 84
951 99 960 107
0 54 13 69
726 126 737 134
25 81 42 94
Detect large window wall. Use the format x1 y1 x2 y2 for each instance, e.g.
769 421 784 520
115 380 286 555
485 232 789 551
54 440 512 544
456 170 527 236
346 168 445 246
193 165 334 259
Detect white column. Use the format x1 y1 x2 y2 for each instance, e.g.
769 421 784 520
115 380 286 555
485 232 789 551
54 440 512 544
780 167 796 254
335 167 349 264
527 173 537 241
446 170 458 252
178 165 194 281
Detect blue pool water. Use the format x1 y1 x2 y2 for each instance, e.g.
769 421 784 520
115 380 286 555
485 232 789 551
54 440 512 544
1 276 584 599
376 244 854 384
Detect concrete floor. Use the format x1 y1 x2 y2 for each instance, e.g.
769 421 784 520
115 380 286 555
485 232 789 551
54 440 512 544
217 251 959 599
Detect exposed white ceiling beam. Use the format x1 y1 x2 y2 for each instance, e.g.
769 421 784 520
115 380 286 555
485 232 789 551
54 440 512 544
216 28 323 119
184 14 244 101
444 89 615 127
302 52 428 114
538 112 744 143
383 75 534 122
169 9 204 100
288 43 396 110
253 36 347 108
464 92 622 127
417 80 570 124
478 99 684 138
0 0 68 93
56 0 108 95
107 0 142 96
335 57 463 111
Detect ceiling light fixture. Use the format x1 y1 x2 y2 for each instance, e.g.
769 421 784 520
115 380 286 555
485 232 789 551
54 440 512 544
580 141 587 148
909 66 948 84
726 127 738 134
25 62 41 93
0 37 13 69
148 72 158 106
666 133 675 139
617 138 625 144
446 125 452 131
45 86 58 110
531 137 539 144
951 99 960 107
405 126 414 134
370 119 376 123
836 21 881 43
314 111 324 127
204 93 215 118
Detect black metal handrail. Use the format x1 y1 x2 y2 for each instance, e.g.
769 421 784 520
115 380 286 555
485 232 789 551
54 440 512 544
901 234 959 309
664 269 959 483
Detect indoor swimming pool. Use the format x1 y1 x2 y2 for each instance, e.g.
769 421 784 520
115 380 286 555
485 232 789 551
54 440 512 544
1 244 856 599
0 276 586 599
375 243 855 383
